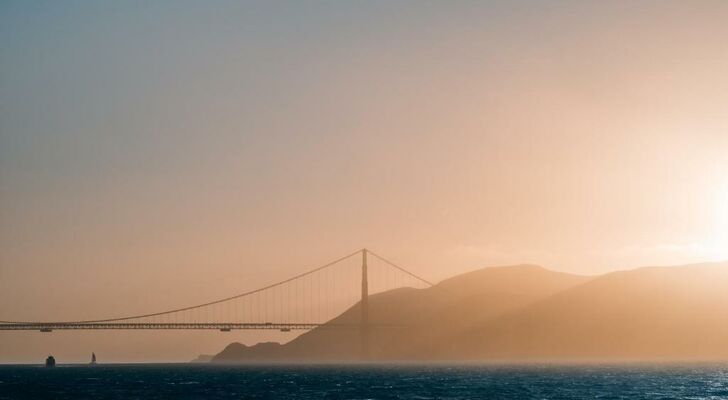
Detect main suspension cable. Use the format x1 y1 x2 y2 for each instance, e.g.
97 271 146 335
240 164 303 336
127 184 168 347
0 249 362 324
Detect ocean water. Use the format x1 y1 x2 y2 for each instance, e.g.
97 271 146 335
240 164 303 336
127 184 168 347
1 363 728 399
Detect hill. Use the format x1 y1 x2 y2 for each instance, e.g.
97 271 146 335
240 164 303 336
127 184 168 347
213 261 728 362
449 262 728 361
212 264 589 362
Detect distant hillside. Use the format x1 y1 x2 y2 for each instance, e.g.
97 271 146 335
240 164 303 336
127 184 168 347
449 262 728 361
190 354 214 363
213 262 728 362
213 264 589 362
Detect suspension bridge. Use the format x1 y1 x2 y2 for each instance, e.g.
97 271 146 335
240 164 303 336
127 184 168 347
0 249 433 337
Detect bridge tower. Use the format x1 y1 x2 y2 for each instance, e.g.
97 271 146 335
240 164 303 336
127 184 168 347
361 248 369 359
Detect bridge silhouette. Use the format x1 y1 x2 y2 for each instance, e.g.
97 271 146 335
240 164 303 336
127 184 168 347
0 249 432 338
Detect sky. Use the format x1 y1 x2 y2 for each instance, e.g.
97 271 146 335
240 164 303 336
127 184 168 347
1 0 728 362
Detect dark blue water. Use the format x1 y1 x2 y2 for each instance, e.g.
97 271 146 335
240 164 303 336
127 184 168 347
2 363 728 399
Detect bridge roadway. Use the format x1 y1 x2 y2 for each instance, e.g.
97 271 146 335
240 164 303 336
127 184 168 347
0 250 430 341
0 322 401 332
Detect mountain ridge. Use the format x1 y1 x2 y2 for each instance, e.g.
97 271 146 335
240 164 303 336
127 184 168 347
211 261 728 362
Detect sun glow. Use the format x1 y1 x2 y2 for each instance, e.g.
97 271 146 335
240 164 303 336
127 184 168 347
676 184 728 262
707 184 728 260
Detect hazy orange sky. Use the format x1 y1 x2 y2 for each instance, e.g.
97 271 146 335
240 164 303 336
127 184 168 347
1 0 728 362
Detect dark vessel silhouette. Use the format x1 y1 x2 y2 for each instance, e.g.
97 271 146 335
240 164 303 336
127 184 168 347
90 353 97 365
45 355 56 367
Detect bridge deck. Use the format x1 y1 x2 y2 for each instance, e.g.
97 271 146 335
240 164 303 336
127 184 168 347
0 322 400 331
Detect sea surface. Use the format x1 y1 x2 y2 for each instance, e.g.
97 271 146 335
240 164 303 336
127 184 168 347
1 363 728 399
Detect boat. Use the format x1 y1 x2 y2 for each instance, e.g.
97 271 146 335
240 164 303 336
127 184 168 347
45 355 56 367
90 352 97 365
